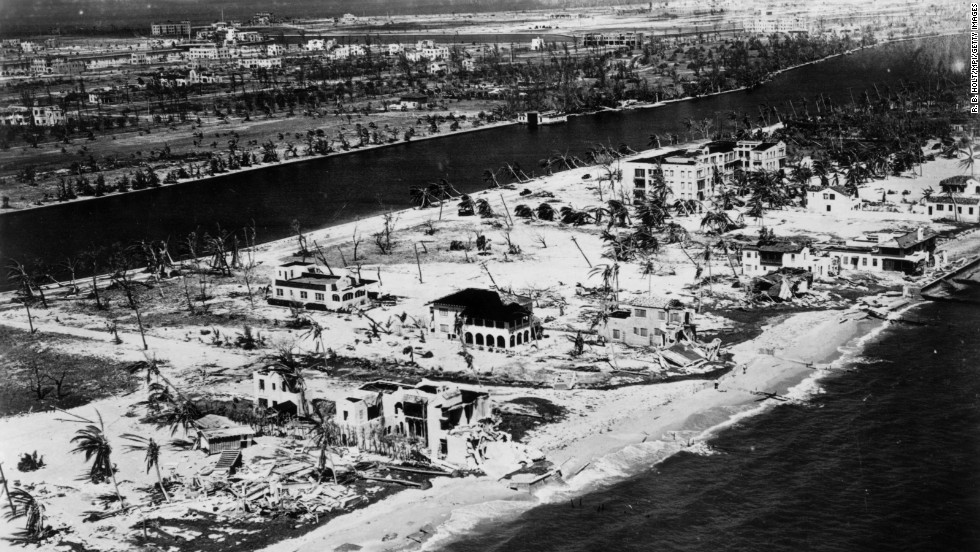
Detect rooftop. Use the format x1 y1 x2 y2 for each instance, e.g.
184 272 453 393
430 288 533 320
619 295 687 310
744 241 807 253
926 195 980 205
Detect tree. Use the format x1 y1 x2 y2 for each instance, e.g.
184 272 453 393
5 488 49 542
121 435 170 502
476 198 495 218
536 203 556 221
108 246 149 350
589 263 620 302
70 411 125 507
700 209 736 234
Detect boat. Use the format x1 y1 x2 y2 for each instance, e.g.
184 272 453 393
517 110 568 126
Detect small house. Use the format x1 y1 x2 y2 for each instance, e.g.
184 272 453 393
602 295 695 348
195 414 254 455
806 185 858 213
742 241 814 276
938 175 980 196
918 195 980 223
253 366 308 415
395 94 430 110
825 228 939 275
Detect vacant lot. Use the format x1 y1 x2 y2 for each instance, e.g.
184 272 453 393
0 325 138 416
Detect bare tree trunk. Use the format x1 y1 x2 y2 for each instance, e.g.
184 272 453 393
155 463 171 502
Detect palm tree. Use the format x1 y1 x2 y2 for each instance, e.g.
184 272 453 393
514 204 534 219
302 319 327 370
663 222 689 244
589 263 620 302
5 488 47 541
959 144 979 176
409 185 435 208
701 209 735 234
606 200 631 228
122 434 170 502
536 203 556 221
482 169 500 188
475 198 494 218
70 411 125 508
154 399 201 437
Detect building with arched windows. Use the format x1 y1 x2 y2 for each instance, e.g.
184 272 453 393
269 261 378 311
428 288 542 350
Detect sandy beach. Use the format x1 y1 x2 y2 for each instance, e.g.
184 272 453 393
256 308 881 552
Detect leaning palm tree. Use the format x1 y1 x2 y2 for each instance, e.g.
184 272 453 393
122 434 170 502
5 488 48 542
514 204 534 219
70 411 125 508
475 198 495 218
700 209 735 234
536 203 556 221
589 263 620 302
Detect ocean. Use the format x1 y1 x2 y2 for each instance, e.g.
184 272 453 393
438 297 980 551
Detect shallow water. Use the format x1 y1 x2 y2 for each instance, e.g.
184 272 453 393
438 298 980 551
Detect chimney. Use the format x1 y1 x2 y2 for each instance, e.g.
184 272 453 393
916 227 924 241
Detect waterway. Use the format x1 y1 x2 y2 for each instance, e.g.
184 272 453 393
0 36 949 282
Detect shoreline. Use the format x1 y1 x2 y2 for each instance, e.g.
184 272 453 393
0 31 954 219
255 307 893 552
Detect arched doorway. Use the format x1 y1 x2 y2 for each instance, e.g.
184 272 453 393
464 332 473 344
496 336 505 348
475 334 484 346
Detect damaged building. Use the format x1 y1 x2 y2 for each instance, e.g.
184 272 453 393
601 295 696 348
320 379 495 468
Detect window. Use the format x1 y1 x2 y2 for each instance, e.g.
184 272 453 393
658 311 666 321
634 308 646 318
873 259 878 267
634 168 644 177
300 291 308 299
258 378 265 390
440 308 449 317
937 204 944 211
272 400 278 407
272 383 276 391
315 293 324 301
276 289 283 296
862 257 867 266
612 329 621 339
440 324 449 332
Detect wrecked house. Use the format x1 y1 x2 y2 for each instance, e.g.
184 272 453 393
602 295 695 348
825 228 939 275
253 365 309 416
328 379 494 467
195 414 255 455
268 261 378 311
657 340 721 370
752 268 814 301
428 288 543 349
